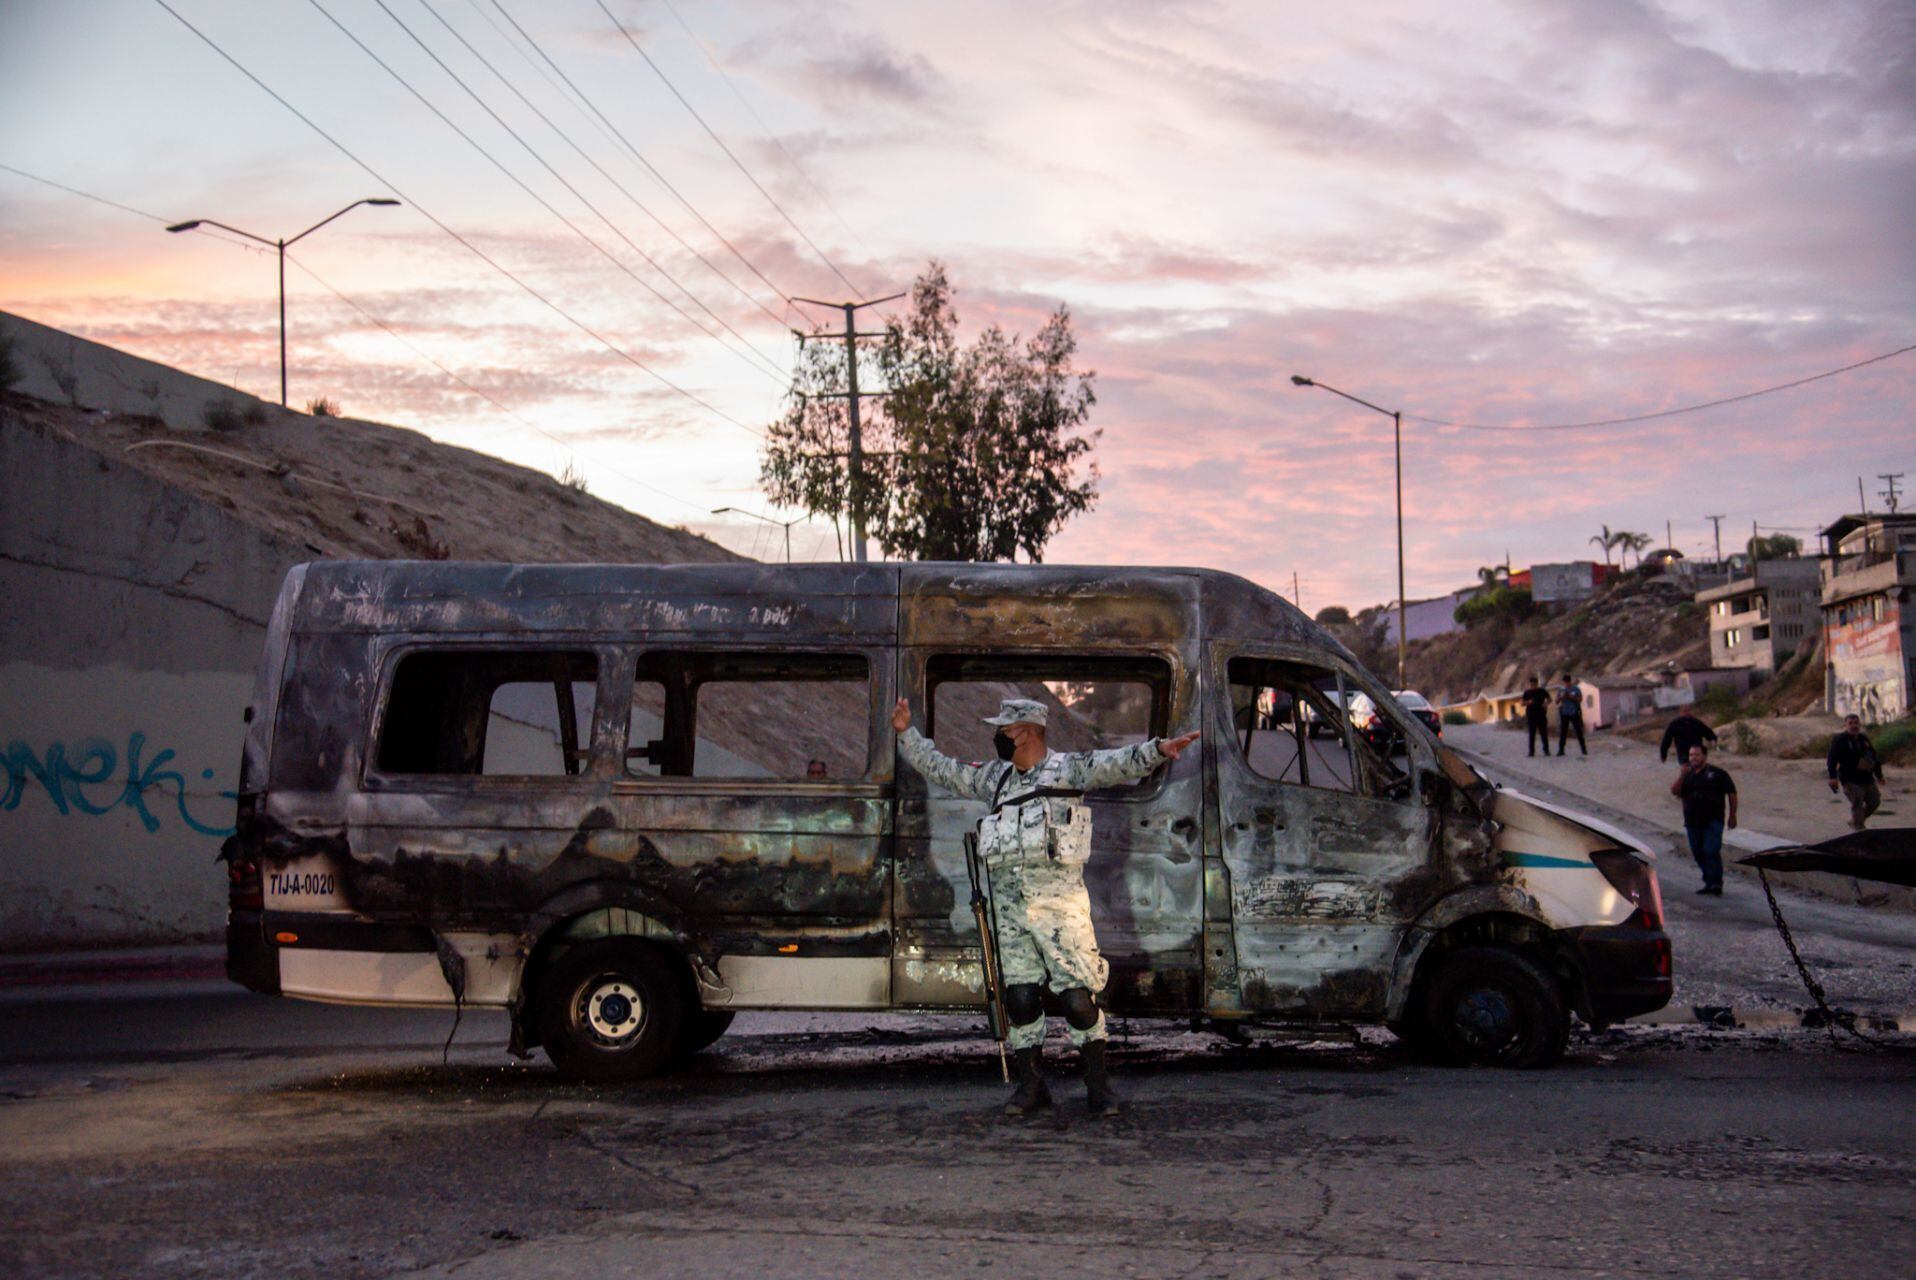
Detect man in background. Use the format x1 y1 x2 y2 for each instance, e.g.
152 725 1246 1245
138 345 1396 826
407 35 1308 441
1671 743 1737 896
1521 674 1552 757
1826 714 1886 830
1556 672 1587 757
1659 704 1717 764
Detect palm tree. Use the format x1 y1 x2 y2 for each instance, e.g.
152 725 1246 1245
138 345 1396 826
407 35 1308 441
1629 531 1654 567
1589 524 1618 567
1477 564 1506 588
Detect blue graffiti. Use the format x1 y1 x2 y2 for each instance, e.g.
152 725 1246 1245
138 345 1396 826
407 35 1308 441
2 733 237 837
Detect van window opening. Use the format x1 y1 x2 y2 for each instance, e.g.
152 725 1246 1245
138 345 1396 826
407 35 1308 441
624 651 871 781
926 653 1169 792
375 649 598 777
1226 657 1403 799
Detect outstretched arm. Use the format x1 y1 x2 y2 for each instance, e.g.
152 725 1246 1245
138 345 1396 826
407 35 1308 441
1064 730 1199 790
892 698 997 801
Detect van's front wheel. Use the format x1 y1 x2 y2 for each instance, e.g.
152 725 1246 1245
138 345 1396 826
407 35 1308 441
537 939 688 1083
1421 947 1568 1068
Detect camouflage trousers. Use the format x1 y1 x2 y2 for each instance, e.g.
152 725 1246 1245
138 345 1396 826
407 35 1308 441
987 856 1109 1050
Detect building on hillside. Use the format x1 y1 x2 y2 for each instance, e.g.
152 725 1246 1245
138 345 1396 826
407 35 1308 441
1651 666 1752 710
1440 689 1530 725
1580 676 1656 728
1820 512 1916 721
1511 561 1616 607
1381 586 1481 646
1696 556 1824 673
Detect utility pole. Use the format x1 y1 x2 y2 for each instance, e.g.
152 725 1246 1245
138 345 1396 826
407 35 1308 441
1705 514 1725 564
1750 520 1760 564
1879 472 1904 513
1292 571 1301 612
1858 476 1870 515
792 293 906 563
1665 519 1673 551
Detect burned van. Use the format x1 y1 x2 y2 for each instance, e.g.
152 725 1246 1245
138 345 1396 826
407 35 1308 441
223 561 1670 1078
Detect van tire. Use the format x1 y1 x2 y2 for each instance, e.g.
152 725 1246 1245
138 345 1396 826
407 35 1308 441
679 1010 736 1059
1421 947 1568 1069
536 939 688 1083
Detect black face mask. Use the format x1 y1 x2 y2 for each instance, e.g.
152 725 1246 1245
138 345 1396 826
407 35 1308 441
993 730 1017 761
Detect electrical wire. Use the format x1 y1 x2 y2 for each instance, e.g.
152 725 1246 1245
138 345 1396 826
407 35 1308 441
489 0 805 325
658 0 882 277
149 0 762 437
312 0 786 386
1409 342 1916 432
426 0 792 335
397 0 790 378
587 0 869 304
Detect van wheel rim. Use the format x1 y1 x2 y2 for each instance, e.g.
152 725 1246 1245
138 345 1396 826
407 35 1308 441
580 978 646 1047
1454 988 1518 1050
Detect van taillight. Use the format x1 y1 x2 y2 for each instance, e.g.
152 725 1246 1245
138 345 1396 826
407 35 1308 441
1590 848 1663 930
228 853 263 911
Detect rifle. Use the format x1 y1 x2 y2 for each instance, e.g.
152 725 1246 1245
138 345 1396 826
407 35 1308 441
963 831 1011 1082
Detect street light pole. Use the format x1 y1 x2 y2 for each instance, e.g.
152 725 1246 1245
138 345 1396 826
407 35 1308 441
166 198 400 407
1291 375 1408 689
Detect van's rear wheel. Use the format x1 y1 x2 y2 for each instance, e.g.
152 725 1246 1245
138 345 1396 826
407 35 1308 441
679 1009 736 1058
537 939 688 1083
1421 947 1568 1069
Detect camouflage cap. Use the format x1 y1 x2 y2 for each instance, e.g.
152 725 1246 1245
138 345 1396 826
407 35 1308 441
981 697 1048 727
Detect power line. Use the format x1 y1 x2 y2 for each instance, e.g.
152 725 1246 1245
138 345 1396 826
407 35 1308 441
488 0 805 325
658 0 882 274
149 0 761 437
404 0 791 377
312 0 786 386
438 0 794 334
588 0 869 303
1408 341 1916 432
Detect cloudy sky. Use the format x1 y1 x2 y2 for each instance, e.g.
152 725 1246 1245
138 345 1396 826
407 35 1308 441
3 0 1912 610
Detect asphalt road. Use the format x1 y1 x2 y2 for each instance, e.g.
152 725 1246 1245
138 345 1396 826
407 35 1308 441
2 993 1914 1279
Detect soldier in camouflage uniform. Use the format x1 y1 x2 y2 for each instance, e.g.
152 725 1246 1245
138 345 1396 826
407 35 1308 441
893 695 1199 1118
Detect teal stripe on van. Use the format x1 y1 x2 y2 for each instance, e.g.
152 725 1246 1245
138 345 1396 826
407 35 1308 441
1500 851 1596 870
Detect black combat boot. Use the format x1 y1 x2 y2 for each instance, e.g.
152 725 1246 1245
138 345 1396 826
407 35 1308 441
1002 1046 1052 1116
1081 1039 1121 1118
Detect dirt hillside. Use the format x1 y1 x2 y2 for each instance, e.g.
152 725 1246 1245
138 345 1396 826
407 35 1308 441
1353 572 1712 705
1 388 742 565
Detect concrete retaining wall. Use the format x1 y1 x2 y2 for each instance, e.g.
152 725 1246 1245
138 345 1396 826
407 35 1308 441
1 408 304 950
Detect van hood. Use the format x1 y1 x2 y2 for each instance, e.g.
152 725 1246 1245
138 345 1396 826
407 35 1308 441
1482 782 1657 865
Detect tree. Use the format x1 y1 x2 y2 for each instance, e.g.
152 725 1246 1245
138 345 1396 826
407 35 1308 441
761 262 1100 562
1615 531 1652 569
1588 524 1619 566
1314 605 1352 626
1748 532 1801 560
1476 564 1508 587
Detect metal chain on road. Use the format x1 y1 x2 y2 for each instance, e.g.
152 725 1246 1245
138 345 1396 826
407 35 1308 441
1756 868 1913 1054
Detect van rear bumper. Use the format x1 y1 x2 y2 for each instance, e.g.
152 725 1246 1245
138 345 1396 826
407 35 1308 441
1563 921 1672 1024
225 910 280 996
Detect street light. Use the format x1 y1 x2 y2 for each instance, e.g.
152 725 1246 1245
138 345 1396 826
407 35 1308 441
1291 374 1408 689
712 507 809 563
166 198 401 407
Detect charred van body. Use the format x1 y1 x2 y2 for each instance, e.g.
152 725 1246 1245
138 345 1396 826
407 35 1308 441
223 561 1670 1077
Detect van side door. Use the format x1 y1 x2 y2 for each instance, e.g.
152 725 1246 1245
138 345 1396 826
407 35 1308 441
611 646 893 1009
1211 651 1433 1020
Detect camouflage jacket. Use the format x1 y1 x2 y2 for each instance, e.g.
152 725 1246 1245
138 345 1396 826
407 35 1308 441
898 728 1165 867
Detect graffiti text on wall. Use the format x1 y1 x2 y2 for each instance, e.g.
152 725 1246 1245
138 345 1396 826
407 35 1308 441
2 734 236 837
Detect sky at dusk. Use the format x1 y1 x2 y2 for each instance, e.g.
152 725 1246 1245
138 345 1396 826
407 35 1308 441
3 0 1912 611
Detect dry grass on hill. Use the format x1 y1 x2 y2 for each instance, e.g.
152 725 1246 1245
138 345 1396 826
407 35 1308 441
4 390 744 566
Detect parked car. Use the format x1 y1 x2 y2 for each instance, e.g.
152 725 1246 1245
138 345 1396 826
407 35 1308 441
1303 687 1352 737
1349 690 1440 755
222 561 1670 1077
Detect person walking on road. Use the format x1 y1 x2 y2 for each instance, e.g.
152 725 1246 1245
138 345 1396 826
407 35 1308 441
1659 706 1717 764
892 695 1199 1118
1827 714 1887 830
1556 672 1587 756
1671 743 1737 895
1521 675 1552 757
